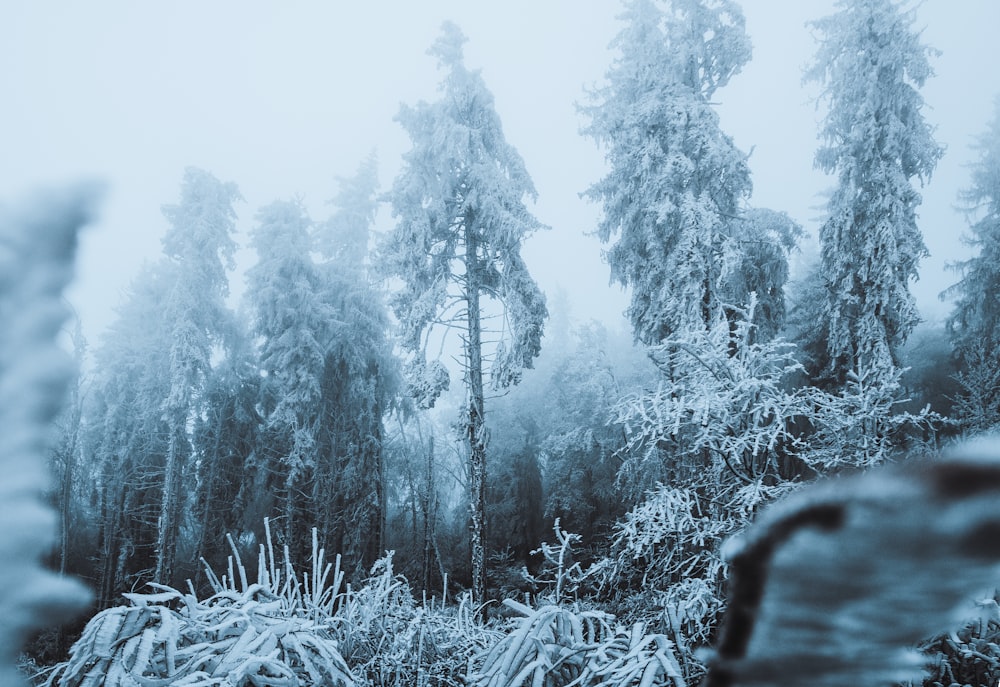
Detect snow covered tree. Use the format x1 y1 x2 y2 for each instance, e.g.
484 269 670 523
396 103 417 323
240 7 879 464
318 152 378 267
87 169 240 598
315 160 396 574
88 264 173 605
154 168 241 586
580 0 756 345
246 200 331 556
724 209 802 343
944 98 1000 430
381 23 547 605
247 185 394 576
190 335 262 572
615 298 808 498
807 0 942 387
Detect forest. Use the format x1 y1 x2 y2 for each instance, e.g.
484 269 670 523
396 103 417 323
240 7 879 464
5 0 1000 686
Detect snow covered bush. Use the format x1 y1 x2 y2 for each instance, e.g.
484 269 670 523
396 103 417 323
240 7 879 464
469 600 683 687
798 364 940 472
523 521 607 605
333 555 492 687
46 520 494 687
44 584 353 687
908 594 1000 687
614 301 807 496
45 522 353 687
603 485 731 641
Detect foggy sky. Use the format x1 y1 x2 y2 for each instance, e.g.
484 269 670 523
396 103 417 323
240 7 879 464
3 1 998 345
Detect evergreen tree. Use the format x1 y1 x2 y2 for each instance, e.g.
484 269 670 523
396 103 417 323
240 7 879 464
246 200 331 557
247 184 394 575
944 97 1000 430
191 335 262 575
155 168 241 585
316 158 396 575
580 0 755 344
381 23 547 605
807 0 942 386
725 209 802 343
318 152 379 266
88 262 174 605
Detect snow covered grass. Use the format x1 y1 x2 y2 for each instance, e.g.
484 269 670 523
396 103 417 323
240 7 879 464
44 520 354 687
39 520 487 687
469 600 683 687
43 519 689 687
911 593 1000 687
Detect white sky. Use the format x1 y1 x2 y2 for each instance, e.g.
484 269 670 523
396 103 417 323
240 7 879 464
3 1 998 345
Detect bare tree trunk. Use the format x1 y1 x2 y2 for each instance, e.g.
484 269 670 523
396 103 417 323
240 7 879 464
465 220 488 609
59 324 87 576
284 465 298 555
97 479 124 609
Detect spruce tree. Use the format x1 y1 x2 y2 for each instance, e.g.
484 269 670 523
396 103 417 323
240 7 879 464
246 200 331 557
381 23 547 605
944 98 1000 429
155 168 241 585
807 0 942 386
316 158 395 574
580 0 755 344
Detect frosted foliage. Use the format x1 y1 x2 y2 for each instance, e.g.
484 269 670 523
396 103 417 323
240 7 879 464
403 358 450 410
247 200 330 461
945 99 1000 427
799 364 936 472
160 169 241 410
807 0 942 381
0 187 94 685
161 167 240 298
470 600 684 687
615 300 806 494
319 154 378 266
382 21 546 403
582 0 753 344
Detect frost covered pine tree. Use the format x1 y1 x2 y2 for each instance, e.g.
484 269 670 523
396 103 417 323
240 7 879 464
315 157 396 572
155 168 241 585
944 98 1000 430
807 0 942 387
580 0 755 345
381 22 547 606
89 263 174 606
246 200 331 556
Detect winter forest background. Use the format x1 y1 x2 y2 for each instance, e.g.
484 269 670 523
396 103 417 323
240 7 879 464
6 1 1000 686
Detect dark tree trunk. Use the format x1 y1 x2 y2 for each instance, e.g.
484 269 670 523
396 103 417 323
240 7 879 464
154 425 183 585
421 434 435 592
465 217 487 609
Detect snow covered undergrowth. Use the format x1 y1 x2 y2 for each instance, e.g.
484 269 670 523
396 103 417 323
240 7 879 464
41 521 683 687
